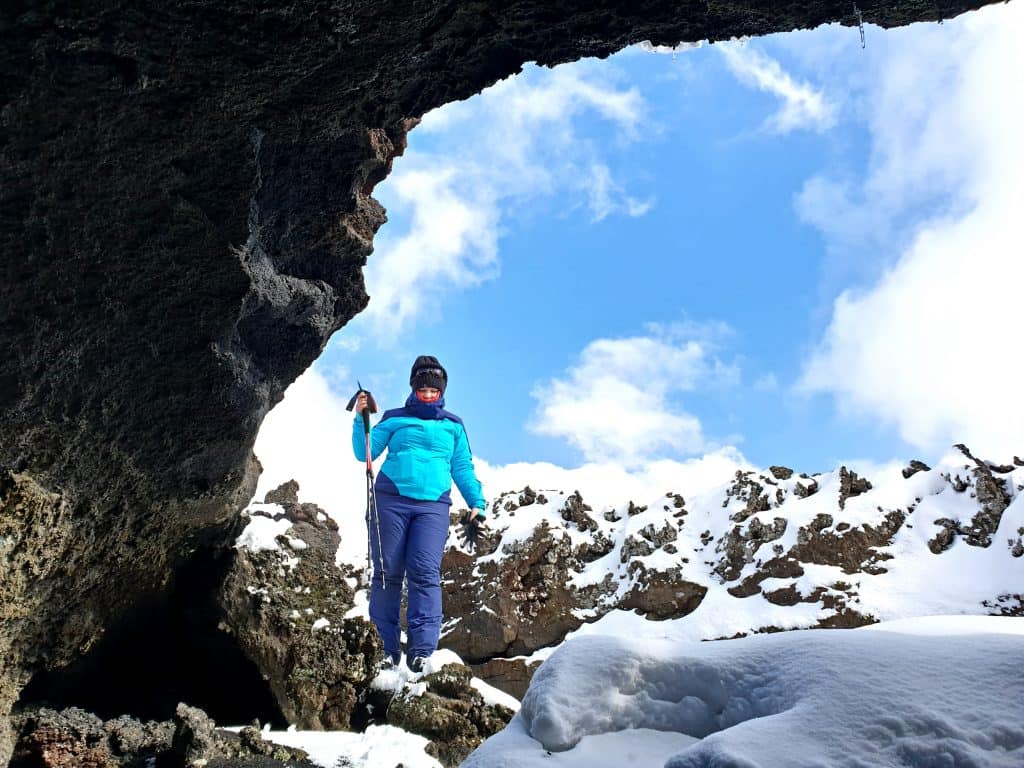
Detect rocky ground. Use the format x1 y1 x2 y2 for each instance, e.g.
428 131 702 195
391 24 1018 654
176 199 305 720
2 1 1005 762
1 2 1002 760
439 445 1023 695
10 480 515 768
9 704 313 768
217 483 516 765
7 443 1021 766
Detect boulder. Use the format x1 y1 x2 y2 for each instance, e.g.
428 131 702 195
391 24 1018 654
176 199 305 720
902 460 931 479
10 706 310 768
838 466 873 509
367 664 514 768
217 491 380 729
1 1 1007 758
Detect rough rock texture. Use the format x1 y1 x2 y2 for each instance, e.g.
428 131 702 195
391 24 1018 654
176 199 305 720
217 484 380 729
983 594 1024 616
441 486 708 687
10 705 310 768
715 515 788 583
902 459 931 479
952 444 1012 546
441 514 592 661
0 0 1004 760
10 708 172 768
838 466 873 509
365 663 514 768
441 453 1021 696
925 445 1014 553
468 659 543 702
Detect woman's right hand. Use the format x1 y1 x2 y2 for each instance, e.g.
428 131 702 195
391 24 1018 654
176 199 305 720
355 392 369 413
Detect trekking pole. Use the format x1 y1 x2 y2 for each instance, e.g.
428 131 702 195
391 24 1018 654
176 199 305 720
348 382 385 589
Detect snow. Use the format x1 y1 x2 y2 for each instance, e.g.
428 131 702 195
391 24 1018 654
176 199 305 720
464 616 1024 767
471 678 522 712
235 507 291 552
252 725 441 768
461 722 698 767
243 437 1021 766
859 614 1024 637
311 618 330 631
461 451 1024 647
365 648 520 713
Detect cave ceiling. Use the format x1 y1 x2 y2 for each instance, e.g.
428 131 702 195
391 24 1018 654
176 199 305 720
0 0 1005 761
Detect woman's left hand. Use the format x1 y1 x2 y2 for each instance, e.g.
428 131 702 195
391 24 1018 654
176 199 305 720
459 509 486 551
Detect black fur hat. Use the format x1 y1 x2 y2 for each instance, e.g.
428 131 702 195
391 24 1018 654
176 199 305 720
410 355 448 394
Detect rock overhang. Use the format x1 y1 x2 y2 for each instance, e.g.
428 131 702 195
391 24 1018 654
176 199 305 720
0 0 1007 762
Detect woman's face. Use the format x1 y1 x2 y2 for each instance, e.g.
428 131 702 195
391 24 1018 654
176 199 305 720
416 387 441 403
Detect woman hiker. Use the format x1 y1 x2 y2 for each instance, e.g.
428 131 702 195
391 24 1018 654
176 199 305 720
352 355 487 673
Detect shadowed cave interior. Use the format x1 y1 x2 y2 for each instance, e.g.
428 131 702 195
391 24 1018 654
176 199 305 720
15 547 285 728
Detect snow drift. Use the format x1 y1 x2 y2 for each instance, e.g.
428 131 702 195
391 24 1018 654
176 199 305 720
464 616 1024 767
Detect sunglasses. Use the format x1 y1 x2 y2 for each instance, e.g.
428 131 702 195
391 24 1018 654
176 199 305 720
414 368 446 379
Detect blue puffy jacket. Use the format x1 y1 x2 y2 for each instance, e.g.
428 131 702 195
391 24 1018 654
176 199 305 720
352 392 486 514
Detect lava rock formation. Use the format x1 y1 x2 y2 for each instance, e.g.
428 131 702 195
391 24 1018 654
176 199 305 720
0 0 1003 762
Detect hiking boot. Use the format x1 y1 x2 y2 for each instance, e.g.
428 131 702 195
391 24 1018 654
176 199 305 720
379 654 401 672
408 655 429 674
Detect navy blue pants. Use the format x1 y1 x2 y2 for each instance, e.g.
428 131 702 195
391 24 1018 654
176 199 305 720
368 491 450 661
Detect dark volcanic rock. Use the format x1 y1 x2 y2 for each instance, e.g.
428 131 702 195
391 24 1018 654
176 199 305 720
723 471 772 522
620 564 707 620
263 481 300 507
171 703 220 765
10 706 310 768
217 504 379 729
715 516 788 582
442 519 587 661
560 491 598 532
11 708 170 768
368 664 514 768
928 448 1014 551
838 466 873 510
902 460 931 479
982 594 1024 616
0 1 1002 759
793 510 904 575
1011 528 1024 558
955 445 1012 547
793 478 819 498
468 659 543 702
929 518 959 554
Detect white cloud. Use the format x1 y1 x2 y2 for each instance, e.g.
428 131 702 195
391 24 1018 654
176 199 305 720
530 325 738 467
252 368 371 566
718 41 837 133
586 162 654 222
252 365 750 560
799 2 1024 460
476 447 748 510
362 63 652 342
363 167 501 338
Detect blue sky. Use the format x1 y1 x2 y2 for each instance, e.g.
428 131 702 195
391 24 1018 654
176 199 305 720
254 3 1022 512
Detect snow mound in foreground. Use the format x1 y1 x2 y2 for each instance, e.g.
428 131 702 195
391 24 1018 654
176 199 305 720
464 616 1024 768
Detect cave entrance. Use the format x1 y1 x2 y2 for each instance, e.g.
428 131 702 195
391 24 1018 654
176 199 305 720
17 546 286 728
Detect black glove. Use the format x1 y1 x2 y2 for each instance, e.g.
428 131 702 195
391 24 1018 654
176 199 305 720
458 510 486 552
345 384 378 414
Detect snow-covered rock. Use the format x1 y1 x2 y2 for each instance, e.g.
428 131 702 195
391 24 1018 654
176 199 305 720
463 616 1024 767
440 446 1024 695
219 483 380 729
